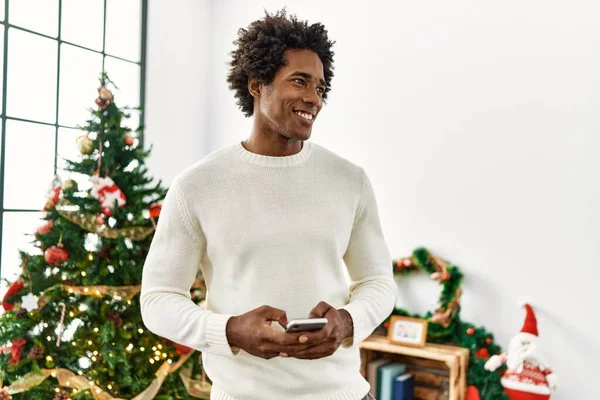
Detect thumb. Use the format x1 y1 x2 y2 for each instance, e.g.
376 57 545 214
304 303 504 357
258 305 288 327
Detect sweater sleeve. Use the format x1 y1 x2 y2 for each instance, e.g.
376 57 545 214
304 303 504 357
140 177 236 356
339 169 397 347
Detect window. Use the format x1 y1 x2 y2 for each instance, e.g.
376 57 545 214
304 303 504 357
0 0 148 294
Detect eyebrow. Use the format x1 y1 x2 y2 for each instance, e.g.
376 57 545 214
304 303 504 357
290 71 328 88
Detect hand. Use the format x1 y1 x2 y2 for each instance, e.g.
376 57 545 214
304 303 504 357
287 301 354 360
225 305 309 360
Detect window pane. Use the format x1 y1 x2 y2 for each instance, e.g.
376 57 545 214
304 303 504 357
57 127 92 192
1 211 44 297
59 44 103 127
9 0 58 37
61 0 103 51
104 56 140 130
0 0 4 22
3 120 55 209
7 29 57 123
105 0 141 62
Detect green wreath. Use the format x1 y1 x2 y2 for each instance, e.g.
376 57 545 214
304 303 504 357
381 247 509 400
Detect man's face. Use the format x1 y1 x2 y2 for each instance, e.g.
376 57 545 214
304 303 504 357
256 49 327 141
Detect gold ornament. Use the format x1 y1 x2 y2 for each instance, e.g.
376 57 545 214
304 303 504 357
76 135 93 155
55 199 155 241
61 179 78 192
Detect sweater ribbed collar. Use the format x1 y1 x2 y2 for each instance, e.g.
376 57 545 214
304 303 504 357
233 140 313 167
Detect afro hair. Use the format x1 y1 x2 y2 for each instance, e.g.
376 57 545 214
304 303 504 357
227 8 335 117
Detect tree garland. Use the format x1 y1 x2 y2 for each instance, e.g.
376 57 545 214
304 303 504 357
382 247 509 400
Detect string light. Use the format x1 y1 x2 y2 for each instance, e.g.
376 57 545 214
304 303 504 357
88 340 93 345
93 351 98 355
107 384 113 390
46 356 53 362
46 336 52 341
162 353 167 358
154 356 160 361
126 344 133 352
140 347 145 351
88 253 94 261
78 371 83 375
157 344 163 350
152 346 157 351
149 359 155 364
69 311 75 317
94 327 99 333
91 356 97 362
154 350 160 356
68 288 74 294
55 388 60 393
167 359 173 364
72 342 77 346
84 287 89 293
138 328 143 334
81 271 87 277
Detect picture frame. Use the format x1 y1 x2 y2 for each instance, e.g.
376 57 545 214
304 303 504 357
387 315 428 347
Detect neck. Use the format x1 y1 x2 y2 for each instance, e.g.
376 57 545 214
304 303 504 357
244 127 303 157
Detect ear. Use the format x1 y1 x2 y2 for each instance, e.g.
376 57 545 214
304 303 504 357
248 77 262 98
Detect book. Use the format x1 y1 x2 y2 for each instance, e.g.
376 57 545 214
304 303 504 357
377 362 406 400
393 373 415 400
367 359 391 397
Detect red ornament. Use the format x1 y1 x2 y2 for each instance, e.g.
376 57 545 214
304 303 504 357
149 204 162 219
466 385 481 400
485 337 492 345
2 279 25 312
44 246 69 265
36 220 54 235
475 348 490 359
466 327 475 335
174 342 192 355
124 135 135 146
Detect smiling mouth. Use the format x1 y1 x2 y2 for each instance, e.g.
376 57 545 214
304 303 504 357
294 110 314 122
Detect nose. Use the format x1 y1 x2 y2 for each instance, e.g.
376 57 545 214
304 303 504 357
302 87 322 110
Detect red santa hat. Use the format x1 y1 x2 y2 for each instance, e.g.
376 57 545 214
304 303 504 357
514 303 539 342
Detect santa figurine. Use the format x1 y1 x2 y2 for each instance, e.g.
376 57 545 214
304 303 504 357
485 304 558 400
90 174 126 216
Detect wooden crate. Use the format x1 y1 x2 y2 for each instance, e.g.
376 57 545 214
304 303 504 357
359 334 469 400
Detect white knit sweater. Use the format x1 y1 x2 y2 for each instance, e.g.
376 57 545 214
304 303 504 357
140 140 397 400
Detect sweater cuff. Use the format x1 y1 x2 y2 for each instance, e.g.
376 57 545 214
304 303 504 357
339 303 368 348
205 313 238 356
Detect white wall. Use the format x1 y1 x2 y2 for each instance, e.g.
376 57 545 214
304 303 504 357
148 1 600 398
145 0 212 185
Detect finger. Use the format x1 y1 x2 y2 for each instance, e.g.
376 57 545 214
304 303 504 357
258 305 288 327
265 329 306 346
290 343 337 360
308 301 333 318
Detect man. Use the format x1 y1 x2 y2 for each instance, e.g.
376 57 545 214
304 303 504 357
141 9 396 400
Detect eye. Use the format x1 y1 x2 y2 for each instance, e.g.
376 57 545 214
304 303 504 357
316 87 325 94
294 78 306 86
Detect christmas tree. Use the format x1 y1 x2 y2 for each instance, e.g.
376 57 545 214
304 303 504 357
0 73 208 399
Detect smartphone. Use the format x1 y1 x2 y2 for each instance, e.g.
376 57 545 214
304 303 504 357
285 317 328 333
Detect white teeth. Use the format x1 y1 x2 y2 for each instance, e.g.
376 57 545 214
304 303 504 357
295 111 313 121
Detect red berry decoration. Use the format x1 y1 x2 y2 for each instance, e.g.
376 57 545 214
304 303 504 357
124 135 134 146
149 203 162 218
485 337 492 345
466 327 475 335
475 348 490 359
